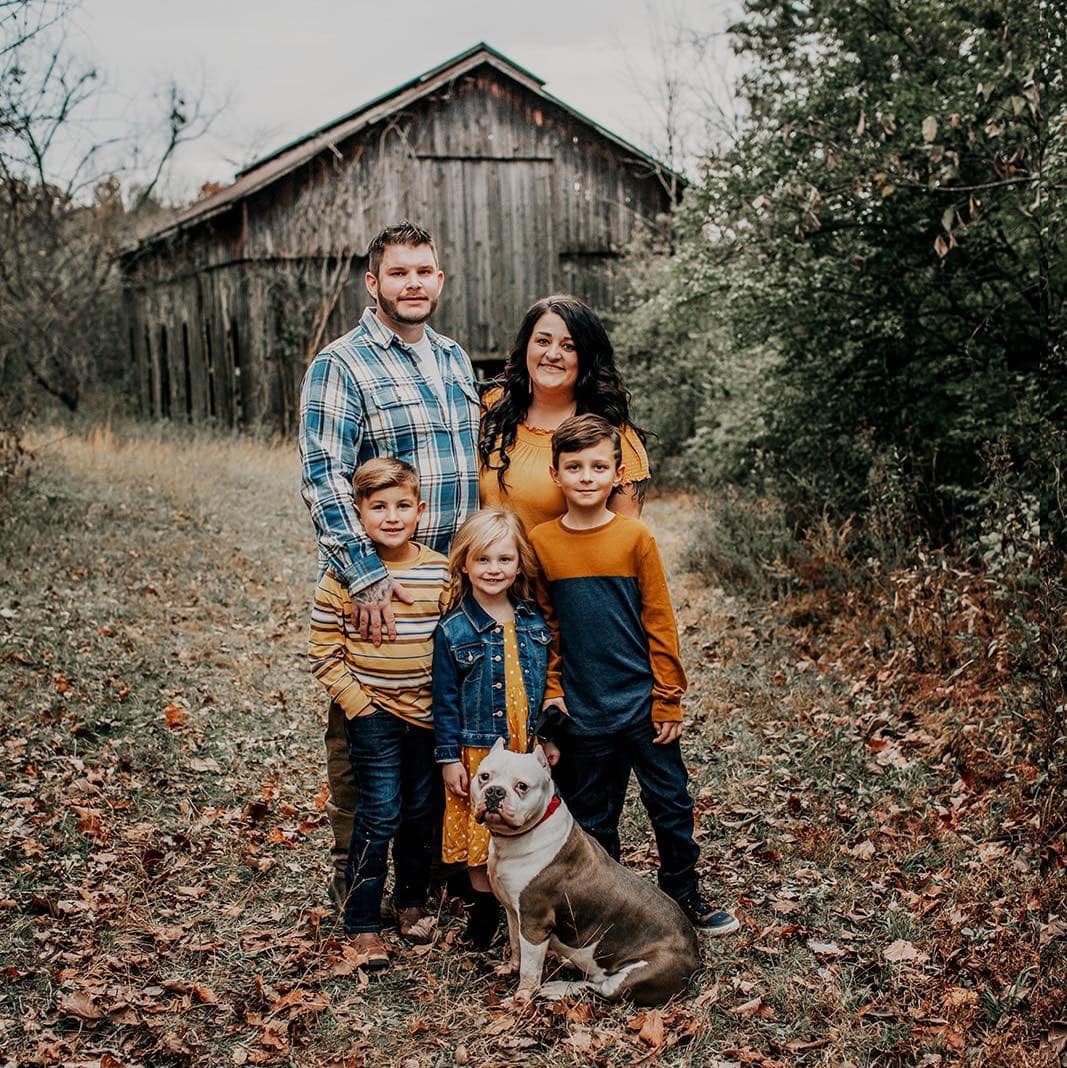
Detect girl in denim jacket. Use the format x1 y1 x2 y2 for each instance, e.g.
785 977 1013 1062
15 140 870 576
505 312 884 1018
432 508 551 947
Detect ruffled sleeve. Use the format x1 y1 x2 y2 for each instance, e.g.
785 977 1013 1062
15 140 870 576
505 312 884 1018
620 424 651 485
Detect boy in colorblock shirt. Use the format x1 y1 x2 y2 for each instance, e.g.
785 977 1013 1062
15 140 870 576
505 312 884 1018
529 414 739 936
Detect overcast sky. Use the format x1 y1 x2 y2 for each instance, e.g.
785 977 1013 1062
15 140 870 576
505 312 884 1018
60 0 738 202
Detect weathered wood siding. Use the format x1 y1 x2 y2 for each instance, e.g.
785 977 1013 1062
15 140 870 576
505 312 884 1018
122 62 673 428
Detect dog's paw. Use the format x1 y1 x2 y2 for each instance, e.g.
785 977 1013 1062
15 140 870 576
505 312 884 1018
538 980 591 1001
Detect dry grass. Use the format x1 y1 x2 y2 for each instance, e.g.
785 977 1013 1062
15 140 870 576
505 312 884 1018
0 425 1062 1068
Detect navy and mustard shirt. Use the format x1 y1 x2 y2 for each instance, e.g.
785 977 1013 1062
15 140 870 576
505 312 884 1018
528 514 687 734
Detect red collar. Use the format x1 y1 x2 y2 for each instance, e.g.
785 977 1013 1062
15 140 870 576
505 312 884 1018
530 794 561 830
492 794 562 837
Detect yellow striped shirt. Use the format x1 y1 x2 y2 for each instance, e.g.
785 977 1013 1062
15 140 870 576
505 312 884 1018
308 543 449 727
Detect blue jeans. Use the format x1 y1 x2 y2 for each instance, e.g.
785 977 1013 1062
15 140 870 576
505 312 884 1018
555 719 700 901
343 708 435 933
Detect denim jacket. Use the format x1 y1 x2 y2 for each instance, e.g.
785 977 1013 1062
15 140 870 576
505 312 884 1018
432 593 551 763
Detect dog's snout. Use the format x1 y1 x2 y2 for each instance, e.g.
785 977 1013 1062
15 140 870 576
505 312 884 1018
484 785 506 806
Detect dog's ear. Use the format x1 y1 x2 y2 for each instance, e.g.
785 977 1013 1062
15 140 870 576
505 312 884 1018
533 744 548 768
491 737 506 753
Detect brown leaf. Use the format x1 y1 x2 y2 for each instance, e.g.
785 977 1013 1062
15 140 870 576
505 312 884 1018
730 995 772 1019
807 939 846 958
163 702 187 728
639 1008 665 1047
883 939 928 963
785 1037 832 1052
486 1013 517 1036
58 990 105 1021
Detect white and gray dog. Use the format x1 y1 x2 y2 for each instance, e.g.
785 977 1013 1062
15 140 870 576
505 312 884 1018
472 739 700 1005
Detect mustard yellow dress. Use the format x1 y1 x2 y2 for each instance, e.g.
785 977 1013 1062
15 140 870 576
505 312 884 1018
479 387 651 535
442 622 529 866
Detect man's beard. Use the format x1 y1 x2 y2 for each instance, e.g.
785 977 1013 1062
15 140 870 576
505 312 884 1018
376 291 438 326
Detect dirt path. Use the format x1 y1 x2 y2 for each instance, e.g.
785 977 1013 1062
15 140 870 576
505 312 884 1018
0 430 1054 1067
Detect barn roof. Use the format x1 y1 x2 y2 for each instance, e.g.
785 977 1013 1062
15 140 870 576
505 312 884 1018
137 42 679 247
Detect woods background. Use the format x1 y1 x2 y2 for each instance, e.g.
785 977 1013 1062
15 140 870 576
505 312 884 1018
1 0 1064 1065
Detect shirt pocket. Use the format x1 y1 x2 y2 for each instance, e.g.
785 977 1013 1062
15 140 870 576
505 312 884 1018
366 384 423 457
452 643 485 669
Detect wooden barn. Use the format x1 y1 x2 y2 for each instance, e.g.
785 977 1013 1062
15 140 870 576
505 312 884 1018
119 42 678 431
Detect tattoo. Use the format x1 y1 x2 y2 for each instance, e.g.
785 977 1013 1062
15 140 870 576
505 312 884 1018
352 576 392 605
610 478 651 506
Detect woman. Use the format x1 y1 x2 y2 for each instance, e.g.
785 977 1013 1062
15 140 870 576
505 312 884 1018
479 295 650 533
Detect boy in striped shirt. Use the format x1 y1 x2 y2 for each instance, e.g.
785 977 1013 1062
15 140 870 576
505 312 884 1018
308 457 449 969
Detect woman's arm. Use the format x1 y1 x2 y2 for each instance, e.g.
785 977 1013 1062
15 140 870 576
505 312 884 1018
609 478 649 517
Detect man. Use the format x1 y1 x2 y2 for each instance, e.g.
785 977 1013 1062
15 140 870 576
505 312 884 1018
299 221 480 910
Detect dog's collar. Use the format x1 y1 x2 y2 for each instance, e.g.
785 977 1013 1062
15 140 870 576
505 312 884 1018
514 794 561 835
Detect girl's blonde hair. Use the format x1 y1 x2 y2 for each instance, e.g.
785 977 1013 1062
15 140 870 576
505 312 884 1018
446 508 539 610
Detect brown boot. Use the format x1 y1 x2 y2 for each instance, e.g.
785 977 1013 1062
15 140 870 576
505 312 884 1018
350 932 389 971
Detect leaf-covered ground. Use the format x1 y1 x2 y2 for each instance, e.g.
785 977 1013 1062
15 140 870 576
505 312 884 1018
0 426 1062 1067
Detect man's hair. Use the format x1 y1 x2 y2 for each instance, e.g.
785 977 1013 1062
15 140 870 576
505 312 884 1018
367 221 437 276
551 413 622 469
353 456 420 504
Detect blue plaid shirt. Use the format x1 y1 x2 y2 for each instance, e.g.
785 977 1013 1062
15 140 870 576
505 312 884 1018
299 307 480 594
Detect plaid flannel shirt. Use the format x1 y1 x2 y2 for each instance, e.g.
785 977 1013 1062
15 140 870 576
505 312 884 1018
299 308 481 594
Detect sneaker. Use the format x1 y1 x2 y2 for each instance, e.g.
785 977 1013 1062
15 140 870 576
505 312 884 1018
678 894 741 936
350 931 390 971
396 906 437 944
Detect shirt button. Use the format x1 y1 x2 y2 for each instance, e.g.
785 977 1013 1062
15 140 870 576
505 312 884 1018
494 712 503 718
493 655 502 662
495 682 503 689
494 626 502 634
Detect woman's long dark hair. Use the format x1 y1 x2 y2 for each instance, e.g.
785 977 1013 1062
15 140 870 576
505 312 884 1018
479 295 646 490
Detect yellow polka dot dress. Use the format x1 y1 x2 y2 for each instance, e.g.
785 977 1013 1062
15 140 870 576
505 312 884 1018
442 622 529 866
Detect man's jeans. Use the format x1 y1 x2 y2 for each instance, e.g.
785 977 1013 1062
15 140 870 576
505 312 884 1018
556 720 700 902
342 708 435 933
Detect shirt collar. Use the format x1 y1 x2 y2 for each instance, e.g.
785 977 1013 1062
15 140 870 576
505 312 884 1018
360 306 442 353
459 591 535 632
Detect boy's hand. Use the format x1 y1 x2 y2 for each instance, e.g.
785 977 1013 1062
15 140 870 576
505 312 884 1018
653 720 683 744
541 696 569 716
352 577 415 645
541 740 561 766
442 762 469 799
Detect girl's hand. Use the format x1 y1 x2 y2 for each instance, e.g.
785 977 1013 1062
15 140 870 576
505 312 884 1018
443 761 469 799
541 740 561 766
542 696 569 716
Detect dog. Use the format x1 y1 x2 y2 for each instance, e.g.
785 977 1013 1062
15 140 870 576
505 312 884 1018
472 739 701 1005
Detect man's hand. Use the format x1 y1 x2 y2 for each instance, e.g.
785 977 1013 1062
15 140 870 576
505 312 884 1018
652 720 683 745
443 761 469 799
351 576 415 645
541 740 561 766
